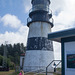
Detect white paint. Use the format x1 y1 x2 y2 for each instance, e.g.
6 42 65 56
65 42 75 75
23 50 54 72
23 22 54 72
20 56 24 69
28 22 51 38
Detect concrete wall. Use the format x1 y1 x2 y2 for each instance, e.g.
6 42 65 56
28 22 51 38
23 50 54 72
23 22 54 72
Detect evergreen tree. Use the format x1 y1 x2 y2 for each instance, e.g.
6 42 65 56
0 55 3 66
0 43 26 69
0 44 4 56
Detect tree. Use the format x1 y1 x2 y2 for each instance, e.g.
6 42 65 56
0 44 4 56
0 55 3 66
0 43 26 69
6 44 13 57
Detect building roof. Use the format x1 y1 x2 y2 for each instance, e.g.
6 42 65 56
20 53 25 56
48 28 75 42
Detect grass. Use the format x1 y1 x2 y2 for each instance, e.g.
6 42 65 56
0 70 61 75
24 72 34 75
0 70 15 75
9 71 19 75
54 73 61 75
56 68 61 72
24 73 45 75
24 72 61 75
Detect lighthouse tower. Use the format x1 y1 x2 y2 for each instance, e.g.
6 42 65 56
23 0 54 72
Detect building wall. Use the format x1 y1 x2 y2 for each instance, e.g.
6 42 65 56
64 42 75 75
28 22 51 38
20 56 24 69
23 22 54 72
23 50 54 71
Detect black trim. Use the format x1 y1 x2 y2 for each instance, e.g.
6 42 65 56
48 28 75 42
28 10 52 25
48 29 75 39
62 36 75 42
27 21 53 28
48 28 75 75
61 36 75 75
61 39 65 75
31 0 50 4
27 37 53 51
29 10 48 18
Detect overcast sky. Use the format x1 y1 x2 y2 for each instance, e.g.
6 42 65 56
0 0 75 59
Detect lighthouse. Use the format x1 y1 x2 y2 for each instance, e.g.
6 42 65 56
23 0 54 72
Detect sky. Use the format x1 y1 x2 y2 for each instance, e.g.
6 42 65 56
0 0 75 60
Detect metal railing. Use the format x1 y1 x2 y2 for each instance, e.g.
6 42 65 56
27 17 54 25
27 17 32 24
29 4 50 13
50 18 54 24
46 60 61 75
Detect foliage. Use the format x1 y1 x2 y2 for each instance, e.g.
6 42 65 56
0 55 3 66
54 73 61 75
0 43 26 69
56 68 61 72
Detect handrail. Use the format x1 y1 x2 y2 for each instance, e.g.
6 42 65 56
49 9 52 14
27 17 32 23
29 5 52 14
29 4 49 12
27 17 54 25
56 60 61 67
50 18 54 24
46 60 61 75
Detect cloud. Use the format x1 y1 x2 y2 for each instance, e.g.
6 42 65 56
51 0 75 32
0 14 29 46
23 0 75 31
0 26 29 46
50 0 75 60
23 0 31 13
0 0 75 60
50 0 65 14
53 42 61 60
1 14 22 28
22 0 75 60
0 16 1 21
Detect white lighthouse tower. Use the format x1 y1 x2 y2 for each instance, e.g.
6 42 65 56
23 0 54 72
